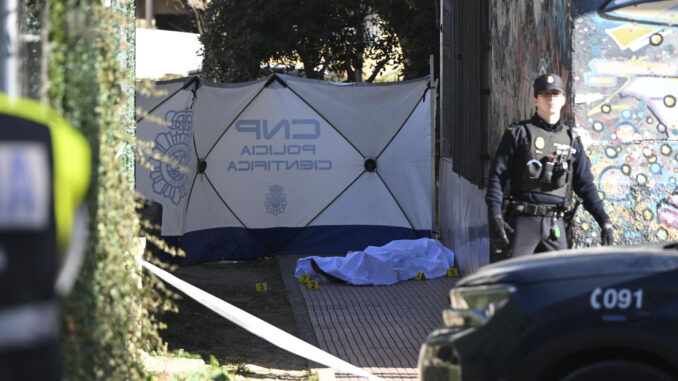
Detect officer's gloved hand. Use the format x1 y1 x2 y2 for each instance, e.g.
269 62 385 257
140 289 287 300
489 216 514 250
601 222 614 246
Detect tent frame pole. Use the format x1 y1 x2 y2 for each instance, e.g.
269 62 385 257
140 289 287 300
430 54 438 238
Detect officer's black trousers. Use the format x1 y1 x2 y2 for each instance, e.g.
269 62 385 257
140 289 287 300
0 341 60 381
507 215 568 257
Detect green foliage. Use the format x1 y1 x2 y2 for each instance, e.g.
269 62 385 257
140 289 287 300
46 0 176 379
22 0 43 33
199 0 437 83
379 0 439 80
20 0 44 97
170 356 232 381
150 348 203 360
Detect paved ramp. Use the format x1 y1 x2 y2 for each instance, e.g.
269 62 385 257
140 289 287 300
279 256 458 380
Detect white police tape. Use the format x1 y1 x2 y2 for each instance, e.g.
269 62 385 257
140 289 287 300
136 257 384 381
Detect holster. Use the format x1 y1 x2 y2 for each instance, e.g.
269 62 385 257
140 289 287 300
501 198 515 222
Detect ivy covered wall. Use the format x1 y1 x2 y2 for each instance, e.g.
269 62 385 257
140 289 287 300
43 1 174 379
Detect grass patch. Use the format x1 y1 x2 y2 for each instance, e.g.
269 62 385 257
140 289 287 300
151 348 203 360
170 356 233 381
158 257 308 370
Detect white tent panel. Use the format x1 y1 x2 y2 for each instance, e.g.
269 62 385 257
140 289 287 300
136 77 194 119
192 79 267 156
136 75 434 263
183 176 245 233
309 172 412 227
136 89 196 236
205 84 364 229
377 91 432 230
282 75 429 157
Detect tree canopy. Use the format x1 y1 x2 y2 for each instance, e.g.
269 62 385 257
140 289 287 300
199 0 437 83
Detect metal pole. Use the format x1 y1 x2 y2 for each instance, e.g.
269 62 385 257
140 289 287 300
440 0 452 159
146 0 153 28
1 0 19 96
430 54 437 237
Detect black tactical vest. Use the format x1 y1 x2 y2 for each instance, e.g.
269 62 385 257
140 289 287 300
0 115 56 308
510 122 575 198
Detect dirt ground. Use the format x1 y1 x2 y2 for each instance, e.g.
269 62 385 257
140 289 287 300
158 256 311 375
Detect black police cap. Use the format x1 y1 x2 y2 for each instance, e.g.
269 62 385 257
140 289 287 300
533 73 565 97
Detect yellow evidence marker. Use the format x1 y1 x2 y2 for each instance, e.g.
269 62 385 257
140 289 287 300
255 282 268 292
299 274 311 284
416 272 426 280
307 281 319 290
447 268 460 277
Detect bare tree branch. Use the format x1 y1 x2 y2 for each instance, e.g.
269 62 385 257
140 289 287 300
366 56 390 83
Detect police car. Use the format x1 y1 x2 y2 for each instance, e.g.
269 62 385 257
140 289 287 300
418 243 678 381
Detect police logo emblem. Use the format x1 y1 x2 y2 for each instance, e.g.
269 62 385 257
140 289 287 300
149 108 193 205
535 136 546 150
547 76 555 84
265 184 287 216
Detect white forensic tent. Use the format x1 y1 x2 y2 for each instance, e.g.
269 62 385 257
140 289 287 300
135 74 435 264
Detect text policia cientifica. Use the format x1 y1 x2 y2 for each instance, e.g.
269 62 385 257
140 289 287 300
227 119 333 172
227 144 332 171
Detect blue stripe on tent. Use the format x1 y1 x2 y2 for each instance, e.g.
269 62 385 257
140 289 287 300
159 226 431 265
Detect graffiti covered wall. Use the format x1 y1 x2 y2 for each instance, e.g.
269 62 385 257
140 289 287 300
488 0 571 149
572 0 678 245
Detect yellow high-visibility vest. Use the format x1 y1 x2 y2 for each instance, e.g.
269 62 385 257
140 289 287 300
0 93 91 253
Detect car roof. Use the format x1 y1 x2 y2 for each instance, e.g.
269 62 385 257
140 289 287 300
458 242 678 286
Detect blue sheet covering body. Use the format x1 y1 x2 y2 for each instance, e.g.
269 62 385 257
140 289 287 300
295 238 455 286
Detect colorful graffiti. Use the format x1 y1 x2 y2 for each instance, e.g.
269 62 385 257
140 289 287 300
489 0 572 149
572 0 678 245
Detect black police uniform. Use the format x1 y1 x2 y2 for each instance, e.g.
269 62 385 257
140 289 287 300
486 74 611 257
486 114 610 255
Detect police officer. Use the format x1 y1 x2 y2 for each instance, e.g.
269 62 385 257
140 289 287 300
0 93 91 380
486 73 613 257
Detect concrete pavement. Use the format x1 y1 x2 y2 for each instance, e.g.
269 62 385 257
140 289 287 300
278 255 458 381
